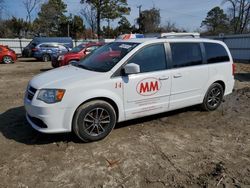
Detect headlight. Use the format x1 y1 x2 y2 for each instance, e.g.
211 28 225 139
37 89 65 104
58 55 64 61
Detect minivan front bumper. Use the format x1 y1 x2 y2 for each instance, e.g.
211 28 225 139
24 96 74 134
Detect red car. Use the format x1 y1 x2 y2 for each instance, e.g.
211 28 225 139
0 45 17 64
52 42 104 67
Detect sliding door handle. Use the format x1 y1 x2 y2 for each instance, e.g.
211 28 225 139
173 74 182 78
159 76 169 80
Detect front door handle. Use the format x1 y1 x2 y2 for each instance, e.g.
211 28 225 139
159 76 169 80
173 74 182 78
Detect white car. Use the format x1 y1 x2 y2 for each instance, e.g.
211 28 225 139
24 36 235 142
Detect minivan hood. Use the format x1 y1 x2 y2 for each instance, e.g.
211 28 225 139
29 65 104 89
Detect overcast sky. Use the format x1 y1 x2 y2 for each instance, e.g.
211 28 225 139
4 0 226 31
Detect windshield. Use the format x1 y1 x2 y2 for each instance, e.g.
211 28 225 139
76 42 139 72
27 41 36 48
71 44 86 52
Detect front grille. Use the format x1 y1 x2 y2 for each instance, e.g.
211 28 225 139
27 86 37 101
27 92 34 100
29 86 37 93
27 114 48 128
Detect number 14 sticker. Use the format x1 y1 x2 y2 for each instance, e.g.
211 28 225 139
115 82 122 88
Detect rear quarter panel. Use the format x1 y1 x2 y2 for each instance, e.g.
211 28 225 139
202 42 234 97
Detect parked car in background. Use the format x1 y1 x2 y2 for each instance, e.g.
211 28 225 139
22 37 73 57
0 45 17 64
116 33 144 40
52 42 104 68
32 43 70 62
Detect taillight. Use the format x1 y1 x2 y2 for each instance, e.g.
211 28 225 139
232 63 236 75
32 48 38 52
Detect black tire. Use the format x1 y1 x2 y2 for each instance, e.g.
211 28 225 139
51 61 59 68
42 54 50 62
73 100 117 142
2 56 13 64
201 83 224 111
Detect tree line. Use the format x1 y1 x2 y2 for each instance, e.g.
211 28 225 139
201 0 250 35
0 0 249 39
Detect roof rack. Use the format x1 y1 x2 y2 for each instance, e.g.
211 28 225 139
158 32 200 39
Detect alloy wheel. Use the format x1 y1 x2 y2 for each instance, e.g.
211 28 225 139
3 56 13 64
207 87 222 108
83 108 111 136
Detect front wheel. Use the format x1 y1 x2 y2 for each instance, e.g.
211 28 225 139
42 54 50 62
201 83 224 111
73 100 117 142
2 56 13 64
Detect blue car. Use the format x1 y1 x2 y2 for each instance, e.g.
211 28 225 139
22 37 73 57
32 43 70 62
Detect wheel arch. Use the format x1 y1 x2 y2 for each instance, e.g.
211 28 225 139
213 80 225 93
71 96 120 130
203 75 227 95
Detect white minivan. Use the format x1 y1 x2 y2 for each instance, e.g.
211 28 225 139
24 36 235 142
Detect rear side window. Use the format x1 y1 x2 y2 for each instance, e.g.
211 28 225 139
58 45 67 50
204 43 229 64
171 43 202 68
40 44 58 48
50 44 58 48
39 44 47 48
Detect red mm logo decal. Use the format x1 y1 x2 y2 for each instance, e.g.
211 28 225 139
136 78 161 96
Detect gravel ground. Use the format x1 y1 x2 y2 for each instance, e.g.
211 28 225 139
0 58 249 188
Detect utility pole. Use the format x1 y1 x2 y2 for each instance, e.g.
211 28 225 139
137 5 142 31
67 22 70 37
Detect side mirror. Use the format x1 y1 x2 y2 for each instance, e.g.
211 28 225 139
69 60 78 66
123 63 140 75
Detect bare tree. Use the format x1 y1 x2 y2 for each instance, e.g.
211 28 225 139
223 0 250 33
23 0 41 23
160 20 179 32
80 5 97 38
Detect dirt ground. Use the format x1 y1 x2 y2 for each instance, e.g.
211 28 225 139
0 58 249 188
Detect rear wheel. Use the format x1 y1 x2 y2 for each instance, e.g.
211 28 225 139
73 100 117 142
51 61 59 68
2 56 13 64
42 54 50 62
201 83 224 111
